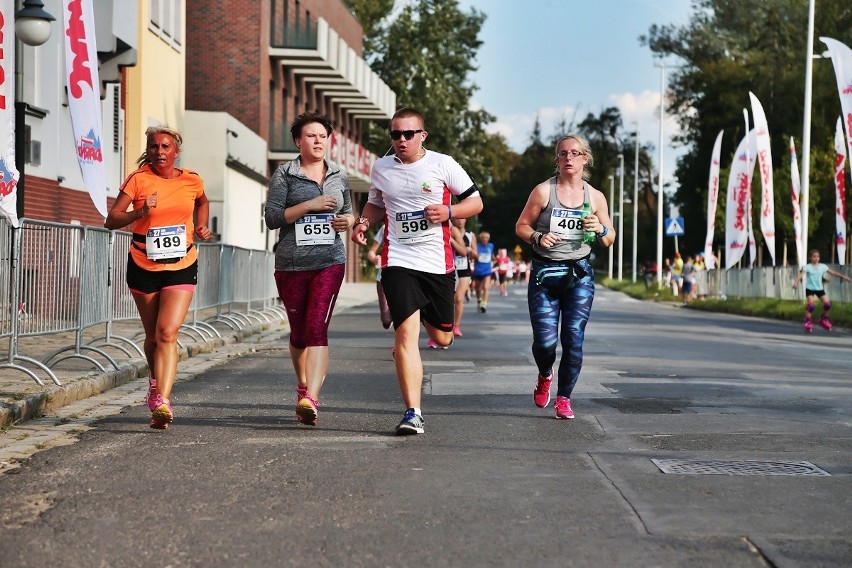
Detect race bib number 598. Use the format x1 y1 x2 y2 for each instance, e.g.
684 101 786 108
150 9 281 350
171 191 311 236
395 210 438 244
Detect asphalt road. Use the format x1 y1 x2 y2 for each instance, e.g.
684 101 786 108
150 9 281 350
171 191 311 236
0 285 850 567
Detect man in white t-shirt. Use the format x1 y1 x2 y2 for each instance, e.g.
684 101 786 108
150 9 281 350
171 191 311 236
351 107 483 435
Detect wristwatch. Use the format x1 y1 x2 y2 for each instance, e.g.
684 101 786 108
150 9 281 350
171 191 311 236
355 216 370 229
597 225 609 238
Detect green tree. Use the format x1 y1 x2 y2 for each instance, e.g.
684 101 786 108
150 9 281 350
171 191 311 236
344 0 500 191
642 0 852 264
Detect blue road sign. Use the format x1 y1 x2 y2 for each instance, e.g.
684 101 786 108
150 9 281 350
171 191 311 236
665 217 685 237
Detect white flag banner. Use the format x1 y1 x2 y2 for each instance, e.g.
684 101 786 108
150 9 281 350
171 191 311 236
821 37 852 167
0 0 19 227
704 130 723 269
63 0 107 217
749 92 776 265
789 137 804 267
744 110 757 268
835 117 848 265
725 129 757 269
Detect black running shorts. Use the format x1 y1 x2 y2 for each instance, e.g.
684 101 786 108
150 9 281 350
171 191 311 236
126 253 198 294
380 267 455 332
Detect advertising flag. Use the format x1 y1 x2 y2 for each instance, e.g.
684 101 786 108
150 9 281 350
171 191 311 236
704 130 723 269
835 117 848 265
0 0 19 227
744 110 756 268
749 92 776 265
821 38 852 168
725 129 756 269
63 0 107 217
789 138 804 267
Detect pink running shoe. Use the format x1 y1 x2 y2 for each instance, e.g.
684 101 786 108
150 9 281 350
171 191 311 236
146 378 158 412
533 371 553 408
453 325 463 337
555 396 574 419
819 314 832 332
150 396 173 429
427 339 448 349
296 385 309 423
296 395 319 426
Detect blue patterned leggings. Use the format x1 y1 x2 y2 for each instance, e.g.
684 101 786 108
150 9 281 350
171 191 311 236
527 259 595 398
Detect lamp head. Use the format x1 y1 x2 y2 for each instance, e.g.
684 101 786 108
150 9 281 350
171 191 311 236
15 0 56 47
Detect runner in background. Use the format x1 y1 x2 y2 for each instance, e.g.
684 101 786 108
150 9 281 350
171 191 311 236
472 231 494 312
367 224 393 330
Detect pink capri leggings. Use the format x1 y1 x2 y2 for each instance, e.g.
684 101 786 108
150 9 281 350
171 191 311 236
274 263 345 349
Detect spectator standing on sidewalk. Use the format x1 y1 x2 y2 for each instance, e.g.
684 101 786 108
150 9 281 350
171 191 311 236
351 107 483 435
515 134 614 420
792 249 852 332
264 112 355 426
105 125 212 430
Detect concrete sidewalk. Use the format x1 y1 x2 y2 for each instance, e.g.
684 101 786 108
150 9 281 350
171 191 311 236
0 282 378 430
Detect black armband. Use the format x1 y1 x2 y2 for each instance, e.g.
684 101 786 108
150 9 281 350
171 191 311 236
457 183 480 201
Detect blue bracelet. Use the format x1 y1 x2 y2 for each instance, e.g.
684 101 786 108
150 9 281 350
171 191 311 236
597 225 609 238
448 205 452 220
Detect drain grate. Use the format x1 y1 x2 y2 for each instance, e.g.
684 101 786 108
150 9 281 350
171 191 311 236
651 458 830 476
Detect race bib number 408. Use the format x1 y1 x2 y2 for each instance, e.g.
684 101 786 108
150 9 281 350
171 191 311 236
395 210 438 244
295 214 335 245
549 208 584 241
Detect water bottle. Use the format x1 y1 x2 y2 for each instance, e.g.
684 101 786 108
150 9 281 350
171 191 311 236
581 201 597 244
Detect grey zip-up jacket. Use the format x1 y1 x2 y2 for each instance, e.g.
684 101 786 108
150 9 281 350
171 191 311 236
264 158 352 271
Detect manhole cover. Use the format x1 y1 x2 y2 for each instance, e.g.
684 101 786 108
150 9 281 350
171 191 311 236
651 458 830 476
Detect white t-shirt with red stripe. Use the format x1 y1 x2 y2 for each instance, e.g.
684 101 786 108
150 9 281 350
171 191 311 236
369 150 477 274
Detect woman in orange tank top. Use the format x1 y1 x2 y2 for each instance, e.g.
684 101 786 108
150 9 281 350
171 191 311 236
105 125 212 429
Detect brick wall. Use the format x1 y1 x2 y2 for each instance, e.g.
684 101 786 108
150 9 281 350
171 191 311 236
22 176 110 227
302 0 363 56
186 0 267 134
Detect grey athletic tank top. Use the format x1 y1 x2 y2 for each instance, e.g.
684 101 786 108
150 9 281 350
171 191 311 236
532 177 592 261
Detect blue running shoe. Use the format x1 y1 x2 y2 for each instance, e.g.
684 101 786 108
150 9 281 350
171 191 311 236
395 408 425 435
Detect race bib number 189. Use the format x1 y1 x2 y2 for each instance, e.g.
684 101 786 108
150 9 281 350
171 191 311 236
295 214 335 245
146 225 187 260
395 210 438 244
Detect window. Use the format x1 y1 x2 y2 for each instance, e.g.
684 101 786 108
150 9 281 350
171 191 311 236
149 0 182 51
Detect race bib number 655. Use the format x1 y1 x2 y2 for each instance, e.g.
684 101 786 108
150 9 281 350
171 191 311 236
295 214 335 245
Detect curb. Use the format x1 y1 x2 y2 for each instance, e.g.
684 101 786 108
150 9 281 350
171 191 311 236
0 320 285 431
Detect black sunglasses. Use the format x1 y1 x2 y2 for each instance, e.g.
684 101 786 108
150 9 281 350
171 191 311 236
389 129 424 141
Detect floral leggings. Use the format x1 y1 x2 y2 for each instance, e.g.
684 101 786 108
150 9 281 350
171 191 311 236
527 258 595 399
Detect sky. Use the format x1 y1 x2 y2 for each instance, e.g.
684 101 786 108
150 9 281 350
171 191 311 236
456 0 694 186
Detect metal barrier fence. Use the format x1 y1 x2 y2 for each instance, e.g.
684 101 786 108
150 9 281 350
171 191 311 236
695 265 852 303
1 218 282 387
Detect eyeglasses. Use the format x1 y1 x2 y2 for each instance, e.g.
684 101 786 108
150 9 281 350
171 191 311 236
557 150 585 159
389 129 424 141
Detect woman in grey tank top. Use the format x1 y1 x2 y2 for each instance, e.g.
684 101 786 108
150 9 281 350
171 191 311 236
514 135 615 420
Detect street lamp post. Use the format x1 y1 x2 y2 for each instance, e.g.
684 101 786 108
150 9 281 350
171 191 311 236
800 0 816 260
655 62 666 287
608 174 614 279
617 153 625 280
14 0 56 219
632 125 639 283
